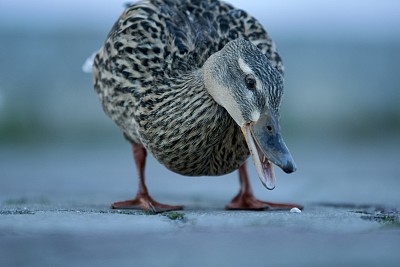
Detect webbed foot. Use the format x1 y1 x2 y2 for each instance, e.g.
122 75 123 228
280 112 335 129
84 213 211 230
226 191 303 211
226 162 303 211
112 193 183 213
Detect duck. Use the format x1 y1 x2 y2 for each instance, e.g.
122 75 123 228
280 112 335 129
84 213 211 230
92 0 301 212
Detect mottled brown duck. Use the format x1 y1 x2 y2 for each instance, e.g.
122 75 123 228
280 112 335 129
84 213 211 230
93 0 301 212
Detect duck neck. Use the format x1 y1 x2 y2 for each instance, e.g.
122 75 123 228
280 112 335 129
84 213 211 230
169 63 229 126
177 51 224 103
180 68 206 93
202 52 219 102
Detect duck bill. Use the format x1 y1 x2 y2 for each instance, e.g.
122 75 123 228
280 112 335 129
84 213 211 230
241 112 296 190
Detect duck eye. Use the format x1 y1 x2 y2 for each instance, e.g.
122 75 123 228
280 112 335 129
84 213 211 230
245 75 256 90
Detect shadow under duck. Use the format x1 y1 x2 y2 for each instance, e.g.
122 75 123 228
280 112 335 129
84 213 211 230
93 0 301 212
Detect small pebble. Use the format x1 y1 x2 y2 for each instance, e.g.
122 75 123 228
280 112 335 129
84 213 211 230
290 207 302 213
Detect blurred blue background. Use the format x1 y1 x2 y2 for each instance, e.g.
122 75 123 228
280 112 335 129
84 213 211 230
0 0 399 207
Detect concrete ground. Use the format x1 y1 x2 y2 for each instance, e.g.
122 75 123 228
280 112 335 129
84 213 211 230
1 139 399 266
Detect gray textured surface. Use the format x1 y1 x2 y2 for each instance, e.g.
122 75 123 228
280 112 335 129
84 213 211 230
1 205 399 267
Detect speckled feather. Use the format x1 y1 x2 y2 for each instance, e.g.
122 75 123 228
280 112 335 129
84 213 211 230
93 0 283 176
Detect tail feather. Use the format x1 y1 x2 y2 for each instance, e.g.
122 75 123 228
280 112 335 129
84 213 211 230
82 51 98 74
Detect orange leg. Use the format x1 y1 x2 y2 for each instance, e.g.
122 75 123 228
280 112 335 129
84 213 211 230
226 162 303 211
111 144 183 213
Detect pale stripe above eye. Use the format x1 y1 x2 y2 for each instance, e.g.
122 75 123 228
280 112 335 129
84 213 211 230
238 57 253 74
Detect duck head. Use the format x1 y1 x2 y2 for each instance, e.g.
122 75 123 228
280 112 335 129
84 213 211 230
204 38 296 190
